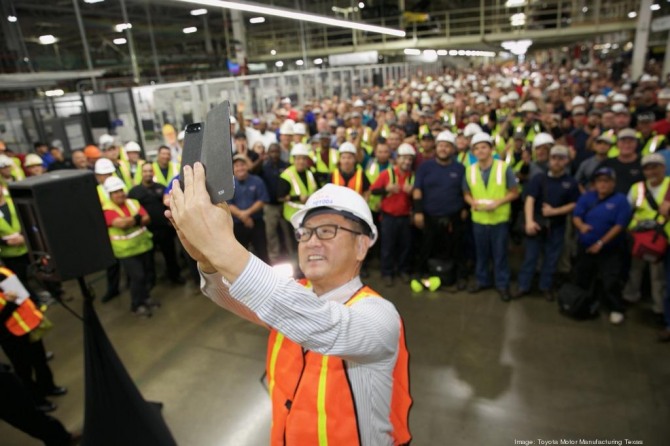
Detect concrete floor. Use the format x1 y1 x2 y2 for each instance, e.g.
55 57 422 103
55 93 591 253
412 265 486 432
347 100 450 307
1 267 669 445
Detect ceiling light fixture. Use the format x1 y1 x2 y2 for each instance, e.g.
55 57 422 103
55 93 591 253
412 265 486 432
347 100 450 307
249 17 265 23
651 4 660 10
45 89 65 97
7 15 17 22
183 26 198 33
403 48 421 55
275 60 284 67
113 38 127 45
314 58 323 65
270 49 276 55
175 0 406 37
190 8 208 15
114 23 132 32
39 35 57 45
296 60 304 66
84 0 105 3
627 11 637 18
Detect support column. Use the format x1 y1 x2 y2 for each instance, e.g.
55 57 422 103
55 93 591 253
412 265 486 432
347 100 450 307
72 0 97 90
230 9 247 75
631 0 652 80
144 0 162 83
664 32 670 78
119 0 140 84
203 14 214 55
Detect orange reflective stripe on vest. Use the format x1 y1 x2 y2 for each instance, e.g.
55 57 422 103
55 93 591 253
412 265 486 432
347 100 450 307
266 284 412 446
332 168 364 195
0 267 42 336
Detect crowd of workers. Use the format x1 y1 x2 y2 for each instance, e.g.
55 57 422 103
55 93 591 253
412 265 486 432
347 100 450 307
2 59 670 442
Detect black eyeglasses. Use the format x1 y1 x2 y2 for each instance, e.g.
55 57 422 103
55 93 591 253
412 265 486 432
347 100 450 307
294 224 363 242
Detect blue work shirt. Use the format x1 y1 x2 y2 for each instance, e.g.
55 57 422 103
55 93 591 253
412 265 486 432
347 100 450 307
525 172 580 227
415 159 465 217
260 159 289 205
228 174 269 223
573 191 631 249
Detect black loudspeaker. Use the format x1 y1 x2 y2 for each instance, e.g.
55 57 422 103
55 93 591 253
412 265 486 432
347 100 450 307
8 170 115 281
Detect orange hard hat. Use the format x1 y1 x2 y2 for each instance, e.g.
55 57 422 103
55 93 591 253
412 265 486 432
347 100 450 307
84 145 101 159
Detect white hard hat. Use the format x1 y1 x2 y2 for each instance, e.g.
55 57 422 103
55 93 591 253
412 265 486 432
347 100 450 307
280 119 295 135
281 97 292 105
571 96 586 107
436 130 456 145
499 95 509 104
0 155 13 168
353 99 365 107
463 123 483 138
124 141 141 153
532 132 555 149
612 93 628 103
230 115 238 125
420 96 432 106
98 134 116 150
547 82 560 91
475 95 488 105
290 184 378 245
640 73 652 83
103 176 126 194
594 95 608 104
290 143 311 158
23 154 43 167
470 132 493 147
397 143 416 156
441 94 455 104
507 91 520 101
338 142 357 155
293 123 307 135
520 101 538 113
94 158 116 175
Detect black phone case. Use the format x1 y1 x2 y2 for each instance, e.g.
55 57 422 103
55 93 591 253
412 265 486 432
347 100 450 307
201 101 235 203
179 101 236 203
180 122 204 190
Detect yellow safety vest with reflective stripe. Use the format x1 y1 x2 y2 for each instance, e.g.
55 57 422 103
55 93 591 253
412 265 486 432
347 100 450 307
365 159 392 212
466 159 512 225
628 178 670 238
440 110 457 130
103 199 153 259
418 124 431 140
0 196 27 258
117 160 134 190
129 160 146 186
9 157 25 181
279 166 318 221
378 123 391 139
312 149 339 174
347 127 374 155
152 161 179 187
641 134 666 156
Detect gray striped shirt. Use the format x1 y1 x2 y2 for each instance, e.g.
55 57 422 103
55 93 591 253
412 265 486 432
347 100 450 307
200 255 401 446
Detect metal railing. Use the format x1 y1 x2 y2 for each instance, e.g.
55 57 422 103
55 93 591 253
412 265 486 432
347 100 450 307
246 0 643 57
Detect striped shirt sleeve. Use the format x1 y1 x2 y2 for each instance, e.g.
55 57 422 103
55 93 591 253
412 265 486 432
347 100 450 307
202 255 399 364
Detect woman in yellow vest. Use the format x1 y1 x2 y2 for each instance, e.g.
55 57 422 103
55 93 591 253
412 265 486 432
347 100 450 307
102 177 156 317
623 154 669 319
463 133 519 301
0 266 66 412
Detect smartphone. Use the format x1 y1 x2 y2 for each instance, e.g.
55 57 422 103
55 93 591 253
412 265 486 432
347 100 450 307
180 122 204 190
179 101 235 203
201 101 235 203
